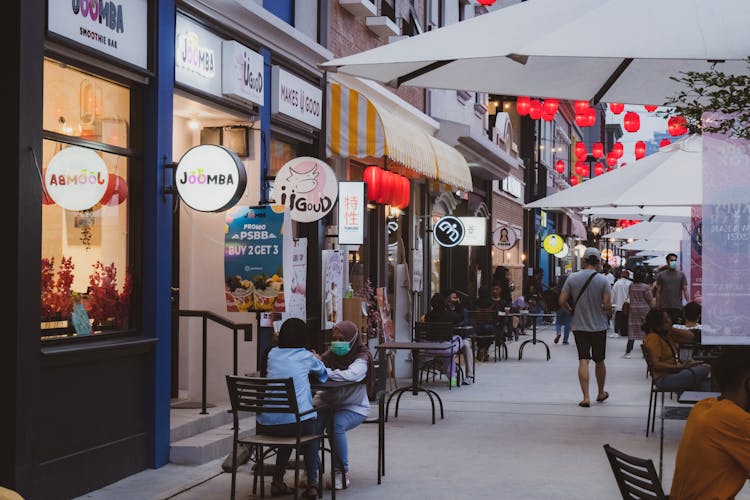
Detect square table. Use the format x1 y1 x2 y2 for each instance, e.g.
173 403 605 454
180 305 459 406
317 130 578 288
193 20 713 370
375 340 452 424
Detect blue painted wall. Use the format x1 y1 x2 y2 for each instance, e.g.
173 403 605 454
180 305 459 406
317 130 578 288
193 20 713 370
264 0 294 24
144 0 175 467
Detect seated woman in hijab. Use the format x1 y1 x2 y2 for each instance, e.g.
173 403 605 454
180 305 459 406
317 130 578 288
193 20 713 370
313 320 376 491
259 318 328 499
642 308 711 393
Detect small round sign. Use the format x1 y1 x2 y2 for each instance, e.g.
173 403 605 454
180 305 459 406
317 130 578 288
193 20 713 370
434 215 465 247
493 224 517 250
175 145 247 212
543 233 564 254
45 146 109 211
554 242 570 259
271 157 338 223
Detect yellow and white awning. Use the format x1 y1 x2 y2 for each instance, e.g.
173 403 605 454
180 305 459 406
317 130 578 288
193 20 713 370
327 75 472 192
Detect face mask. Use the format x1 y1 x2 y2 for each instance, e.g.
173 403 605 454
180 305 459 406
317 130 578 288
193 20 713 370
330 332 358 357
668 261 678 270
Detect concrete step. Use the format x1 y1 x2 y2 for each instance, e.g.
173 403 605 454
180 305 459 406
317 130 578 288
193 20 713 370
169 413 256 465
170 404 235 443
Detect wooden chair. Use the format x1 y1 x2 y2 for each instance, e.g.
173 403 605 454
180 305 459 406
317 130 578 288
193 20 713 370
603 444 668 500
225 375 336 500
414 321 462 389
467 309 508 361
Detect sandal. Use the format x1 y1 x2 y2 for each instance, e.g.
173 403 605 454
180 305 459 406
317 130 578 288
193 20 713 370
271 481 293 497
302 484 319 499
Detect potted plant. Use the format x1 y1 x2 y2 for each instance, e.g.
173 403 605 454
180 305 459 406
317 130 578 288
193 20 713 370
86 261 132 329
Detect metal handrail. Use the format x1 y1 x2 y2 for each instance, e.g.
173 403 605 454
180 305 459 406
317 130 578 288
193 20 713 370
177 309 253 414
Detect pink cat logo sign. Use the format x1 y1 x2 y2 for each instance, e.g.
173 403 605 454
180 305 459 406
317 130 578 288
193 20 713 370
45 146 109 211
271 157 338 223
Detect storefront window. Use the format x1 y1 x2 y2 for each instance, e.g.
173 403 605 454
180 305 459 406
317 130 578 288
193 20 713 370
41 60 134 340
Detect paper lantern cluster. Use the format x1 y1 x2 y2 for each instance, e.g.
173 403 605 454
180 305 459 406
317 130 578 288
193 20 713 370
609 102 624 114
574 100 597 127
617 219 640 228
659 138 671 148
363 166 410 209
623 111 641 132
591 142 604 159
516 96 559 122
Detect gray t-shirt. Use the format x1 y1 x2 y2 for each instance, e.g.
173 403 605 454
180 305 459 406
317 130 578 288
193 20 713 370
656 270 687 308
562 269 610 332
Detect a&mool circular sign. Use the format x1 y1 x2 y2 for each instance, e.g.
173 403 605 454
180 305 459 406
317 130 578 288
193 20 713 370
271 157 338 223
175 145 247 212
45 146 109 211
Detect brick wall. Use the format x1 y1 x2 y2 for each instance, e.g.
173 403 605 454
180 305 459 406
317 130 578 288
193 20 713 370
327 0 424 111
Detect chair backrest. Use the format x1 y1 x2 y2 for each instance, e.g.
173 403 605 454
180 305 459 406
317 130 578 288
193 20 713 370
466 310 498 331
414 321 455 342
226 375 300 418
641 344 655 379
603 444 668 500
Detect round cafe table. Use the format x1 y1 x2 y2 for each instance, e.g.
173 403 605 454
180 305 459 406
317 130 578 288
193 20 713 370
498 311 555 360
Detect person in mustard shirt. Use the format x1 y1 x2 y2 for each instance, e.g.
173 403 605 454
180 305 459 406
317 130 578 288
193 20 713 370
670 347 750 499
642 308 711 392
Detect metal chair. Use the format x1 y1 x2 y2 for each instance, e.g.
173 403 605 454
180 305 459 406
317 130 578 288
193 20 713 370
603 444 668 500
414 321 462 389
362 389 388 484
225 375 336 500
467 309 508 361
641 345 675 437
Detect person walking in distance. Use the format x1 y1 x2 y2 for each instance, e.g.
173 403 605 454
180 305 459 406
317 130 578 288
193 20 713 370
610 269 632 339
655 253 688 325
624 268 654 358
558 247 612 408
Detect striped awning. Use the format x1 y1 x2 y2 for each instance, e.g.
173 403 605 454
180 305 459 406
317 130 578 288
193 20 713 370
327 77 472 192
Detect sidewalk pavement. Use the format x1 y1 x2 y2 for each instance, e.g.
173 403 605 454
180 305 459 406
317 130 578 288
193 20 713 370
78 326 750 500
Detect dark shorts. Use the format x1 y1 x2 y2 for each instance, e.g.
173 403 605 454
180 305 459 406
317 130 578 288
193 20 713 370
573 331 607 362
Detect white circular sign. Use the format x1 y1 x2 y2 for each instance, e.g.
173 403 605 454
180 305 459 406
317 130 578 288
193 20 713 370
554 242 569 259
175 145 247 212
45 146 109 211
434 215 465 247
573 243 587 258
271 157 338 223
493 225 517 250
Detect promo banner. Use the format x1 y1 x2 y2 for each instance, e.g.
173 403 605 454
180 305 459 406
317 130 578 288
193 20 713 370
322 249 344 330
282 237 307 322
224 205 288 313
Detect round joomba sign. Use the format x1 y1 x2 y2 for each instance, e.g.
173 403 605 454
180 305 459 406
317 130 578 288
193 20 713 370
271 157 338 223
434 215 465 247
175 145 247 212
45 146 109 211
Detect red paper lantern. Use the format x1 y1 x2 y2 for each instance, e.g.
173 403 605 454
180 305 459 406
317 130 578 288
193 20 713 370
668 116 688 136
660 138 671 148
528 99 543 120
543 98 559 116
377 170 395 204
364 166 382 201
99 173 129 206
574 100 590 114
607 166 614 172
623 111 640 132
570 176 579 186
644 105 658 112
555 160 565 173
611 142 624 159
575 113 588 127
575 162 585 175
634 141 647 160
477 0 496 5
609 102 625 114
574 142 587 160
516 96 531 116
592 142 604 159
606 152 618 167
399 176 411 209
542 112 555 121
585 107 597 127
593 163 605 176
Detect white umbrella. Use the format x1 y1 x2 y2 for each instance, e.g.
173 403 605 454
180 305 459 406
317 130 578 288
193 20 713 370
635 250 669 258
601 221 687 240
524 135 702 209
581 206 692 223
322 0 750 105
621 239 682 253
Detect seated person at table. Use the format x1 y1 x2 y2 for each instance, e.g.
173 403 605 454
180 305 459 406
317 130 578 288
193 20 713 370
445 289 469 325
313 320 375 490
642 308 711 393
259 318 328 499
424 292 474 380
671 347 750 499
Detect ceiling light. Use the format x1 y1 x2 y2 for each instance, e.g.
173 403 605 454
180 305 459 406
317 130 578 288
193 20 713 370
188 119 200 130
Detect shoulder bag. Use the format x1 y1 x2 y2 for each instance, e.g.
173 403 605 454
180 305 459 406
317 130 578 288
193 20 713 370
568 271 597 315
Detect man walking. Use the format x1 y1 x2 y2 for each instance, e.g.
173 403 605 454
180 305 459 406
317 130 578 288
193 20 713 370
610 269 632 339
559 247 612 408
655 253 688 324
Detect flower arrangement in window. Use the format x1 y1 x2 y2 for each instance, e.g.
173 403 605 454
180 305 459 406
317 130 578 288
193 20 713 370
356 278 381 340
86 261 132 328
41 256 75 321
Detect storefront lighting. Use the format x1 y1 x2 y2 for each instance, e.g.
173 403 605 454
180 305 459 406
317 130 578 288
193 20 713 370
188 119 200 130
521 252 526 262
591 226 601 236
387 205 402 218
